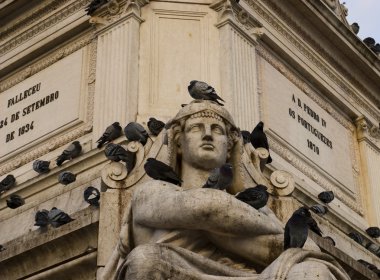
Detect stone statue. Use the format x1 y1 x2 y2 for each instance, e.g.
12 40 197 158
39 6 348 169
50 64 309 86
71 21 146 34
101 100 350 280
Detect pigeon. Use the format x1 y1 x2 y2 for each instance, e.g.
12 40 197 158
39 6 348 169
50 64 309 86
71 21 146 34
34 209 50 227
371 43 380 55
0 174 16 195
33 160 50 174
318 191 334 204
147 118 165 136
48 207 74 228
56 141 82 166
6 194 25 209
235 185 269 210
58 171 76 185
324 236 336 246
250 122 272 163
84 186 100 206
348 232 365 245
241 130 251 144
363 37 376 49
0 245 5 252
188 80 225 106
366 242 380 256
85 0 108 15
124 122 149 146
310 204 328 216
96 122 122 148
284 207 310 250
104 143 136 173
357 259 377 271
203 163 233 190
350 22 359 34
144 158 182 186
307 216 323 236
366 227 380 238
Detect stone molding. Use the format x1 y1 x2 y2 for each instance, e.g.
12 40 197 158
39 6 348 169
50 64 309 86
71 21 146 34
243 0 380 122
0 35 95 175
0 0 91 56
355 116 380 152
256 47 364 215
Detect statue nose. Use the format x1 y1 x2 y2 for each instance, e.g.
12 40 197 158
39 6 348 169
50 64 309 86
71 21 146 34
202 126 213 141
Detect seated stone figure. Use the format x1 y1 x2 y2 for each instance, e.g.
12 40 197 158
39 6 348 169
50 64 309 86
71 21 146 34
102 100 350 280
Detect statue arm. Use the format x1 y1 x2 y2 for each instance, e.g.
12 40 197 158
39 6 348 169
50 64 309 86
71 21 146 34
132 181 283 237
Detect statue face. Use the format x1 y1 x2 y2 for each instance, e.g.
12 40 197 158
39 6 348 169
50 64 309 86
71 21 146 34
179 117 228 170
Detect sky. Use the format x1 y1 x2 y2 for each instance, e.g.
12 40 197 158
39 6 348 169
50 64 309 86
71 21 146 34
343 0 380 41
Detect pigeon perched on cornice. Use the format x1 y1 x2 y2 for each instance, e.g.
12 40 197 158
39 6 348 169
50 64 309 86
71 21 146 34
371 43 380 55
48 207 74 228
104 143 136 173
235 185 269 210
85 0 109 16
203 163 233 191
350 22 359 34
144 158 182 186
6 194 25 209
56 141 82 166
348 231 365 246
363 37 376 49
310 204 328 216
34 209 50 227
84 186 100 207
124 122 149 146
188 80 225 106
33 160 50 174
147 118 165 136
58 171 76 185
366 227 380 238
96 122 122 148
0 174 16 195
284 207 310 250
318 191 334 204
250 121 272 164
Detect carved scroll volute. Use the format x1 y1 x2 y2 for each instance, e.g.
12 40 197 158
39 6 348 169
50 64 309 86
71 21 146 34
270 170 295 196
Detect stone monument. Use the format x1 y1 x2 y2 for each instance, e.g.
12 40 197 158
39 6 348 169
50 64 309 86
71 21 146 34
101 100 350 279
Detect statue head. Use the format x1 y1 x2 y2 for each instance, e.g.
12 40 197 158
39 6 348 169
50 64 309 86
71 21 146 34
166 100 240 172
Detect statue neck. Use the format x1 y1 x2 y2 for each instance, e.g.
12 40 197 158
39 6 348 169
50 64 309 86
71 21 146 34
181 160 211 190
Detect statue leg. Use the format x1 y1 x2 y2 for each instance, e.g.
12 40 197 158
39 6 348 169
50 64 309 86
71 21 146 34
286 261 337 280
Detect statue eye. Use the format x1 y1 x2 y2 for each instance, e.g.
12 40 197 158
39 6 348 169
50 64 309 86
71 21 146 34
189 124 201 132
212 125 225 135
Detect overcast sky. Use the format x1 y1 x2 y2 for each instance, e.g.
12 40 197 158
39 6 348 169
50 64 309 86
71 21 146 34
344 0 380 41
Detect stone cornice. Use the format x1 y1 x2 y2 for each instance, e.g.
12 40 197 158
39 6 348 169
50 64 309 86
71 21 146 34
0 0 91 56
243 0 380 123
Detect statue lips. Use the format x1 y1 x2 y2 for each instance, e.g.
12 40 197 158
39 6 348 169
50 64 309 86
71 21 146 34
200 143 214 150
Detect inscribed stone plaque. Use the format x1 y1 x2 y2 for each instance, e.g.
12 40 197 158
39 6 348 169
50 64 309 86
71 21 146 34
0 50 83 159
261 61 355 191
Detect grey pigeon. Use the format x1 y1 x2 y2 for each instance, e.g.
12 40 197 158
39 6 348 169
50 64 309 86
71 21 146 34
371 43 380 54
0 174 16 195
58 171 76 185
348 232 365 246
366 227 380 238
318 191 334 204
48 207 74 228
366 242 380 256
310 204 328 216
235 185 269 210
96 122 122 148
250 122 272 163
358 259 377 271
350 22 359 34
323 236 336 246
284 207 310 250
34 209 50 227
147 118 165 136
188 80 225 106
363 37 376 48
104 143 136 173
84 186 100 207
203 163 233 190
144 158 182 186
307 216 323 236
241 130 251 144
85 0 108 15
6 194 25 209
124 122 149 146
56 141 82 166
33 160 50 174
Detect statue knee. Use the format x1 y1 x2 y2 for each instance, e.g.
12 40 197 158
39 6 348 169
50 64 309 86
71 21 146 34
286 261 333 279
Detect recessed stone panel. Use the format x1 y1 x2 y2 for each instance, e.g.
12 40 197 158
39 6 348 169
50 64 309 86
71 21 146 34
0 50 83 159
261 61 355 192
